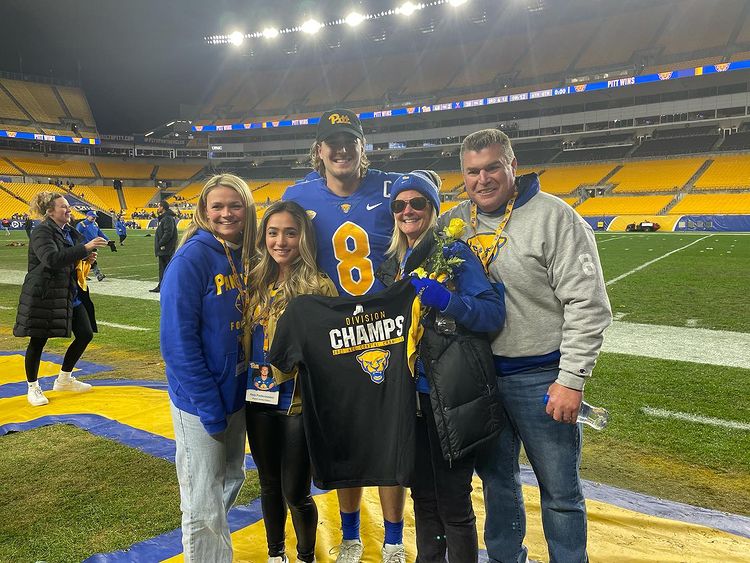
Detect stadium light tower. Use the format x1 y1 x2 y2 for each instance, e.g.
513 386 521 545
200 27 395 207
397 2 422 16
300 18 322 34
228 31 245 46
263 27 279 39
345 11 365 26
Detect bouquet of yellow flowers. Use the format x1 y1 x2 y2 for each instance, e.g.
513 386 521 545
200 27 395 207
411 218 467 286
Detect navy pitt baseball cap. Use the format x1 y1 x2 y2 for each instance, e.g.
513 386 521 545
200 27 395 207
316 109 364 142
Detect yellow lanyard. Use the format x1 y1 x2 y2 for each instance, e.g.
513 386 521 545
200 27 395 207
469 193 516 273
255 286 279 354
221 240 248 321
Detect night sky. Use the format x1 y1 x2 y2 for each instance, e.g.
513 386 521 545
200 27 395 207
0 0 379 134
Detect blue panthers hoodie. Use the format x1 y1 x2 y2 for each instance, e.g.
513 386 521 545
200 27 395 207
160 229 248 435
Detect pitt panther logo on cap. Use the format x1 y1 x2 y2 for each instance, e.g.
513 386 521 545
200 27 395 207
328 113 352 125
356 349 390 384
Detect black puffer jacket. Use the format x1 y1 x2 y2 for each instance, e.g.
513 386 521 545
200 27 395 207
14 218 91 338
376 233 504 462
155 209 178 257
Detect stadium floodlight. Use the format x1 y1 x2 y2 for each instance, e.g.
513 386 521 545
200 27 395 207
345 11 365 26
263 27 280 39
397 2 422 16
229 31 245 46
300 18 322 34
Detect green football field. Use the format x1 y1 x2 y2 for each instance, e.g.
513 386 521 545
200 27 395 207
0 228 748 561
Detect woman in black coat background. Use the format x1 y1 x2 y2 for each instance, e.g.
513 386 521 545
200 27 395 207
14 192 108 406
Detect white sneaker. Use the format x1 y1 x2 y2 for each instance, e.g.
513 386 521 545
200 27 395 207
27 384 49 406
53 375 92 392
268 556 288 563
381 543 406 563
332 539 363 563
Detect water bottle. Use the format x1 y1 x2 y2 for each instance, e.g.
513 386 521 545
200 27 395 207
543 395 609 430
577 401 609 430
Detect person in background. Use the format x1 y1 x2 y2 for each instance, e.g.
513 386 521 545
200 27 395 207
76 210 108 281
115 214 127 246
160 174 256 563
438 129 612 563
245 200 337 563
283 107 406 563
150 200 178 293
375 171 505 563
14 192 108 406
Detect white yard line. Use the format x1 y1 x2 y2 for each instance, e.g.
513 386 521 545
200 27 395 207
605 234 713 286
0 270 160 301
642 407 750 431
597 235 627 243
603 321 750 369
97 320 151 331
104 263 158 271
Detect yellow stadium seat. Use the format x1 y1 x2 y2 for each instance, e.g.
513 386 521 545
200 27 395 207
609 158 705 192
155 163 205 180
121 187 160 214
539 164 617 195
1 183 69 202
576 195 674 216
693 155 750 189
96 161 156 180
671 193 750 214
9 157 95 178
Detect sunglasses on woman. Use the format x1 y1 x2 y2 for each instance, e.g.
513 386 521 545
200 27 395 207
390 196 429 213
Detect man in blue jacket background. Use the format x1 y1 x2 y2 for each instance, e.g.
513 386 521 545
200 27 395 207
76 210 109 281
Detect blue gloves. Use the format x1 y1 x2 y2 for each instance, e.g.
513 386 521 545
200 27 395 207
410 277 451 311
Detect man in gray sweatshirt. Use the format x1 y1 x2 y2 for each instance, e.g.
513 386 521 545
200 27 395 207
438 129 611 563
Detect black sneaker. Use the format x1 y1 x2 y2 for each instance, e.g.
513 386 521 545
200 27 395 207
96 273 106 281
149 286 160 293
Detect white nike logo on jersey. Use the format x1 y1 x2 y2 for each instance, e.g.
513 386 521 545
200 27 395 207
366 202 383 211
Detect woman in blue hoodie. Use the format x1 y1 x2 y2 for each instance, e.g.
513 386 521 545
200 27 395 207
160 173 256 563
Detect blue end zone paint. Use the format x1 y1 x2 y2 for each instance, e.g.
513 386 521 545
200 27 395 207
84 497 266 562
518 465 750 539
0 350 113 398
0 415 178 461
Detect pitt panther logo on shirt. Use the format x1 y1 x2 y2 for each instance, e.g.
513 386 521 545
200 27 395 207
467 233 507 267
356 349 391 384
328 113 352 125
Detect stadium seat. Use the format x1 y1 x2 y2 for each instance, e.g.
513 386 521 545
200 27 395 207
609 159 705 192
671 193 750 215
538 164 617 195
693 156 750 190
575 195 673 216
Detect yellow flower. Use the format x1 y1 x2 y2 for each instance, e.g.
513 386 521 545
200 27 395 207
436 273 448 283
411 267 428 279
445 218 466 240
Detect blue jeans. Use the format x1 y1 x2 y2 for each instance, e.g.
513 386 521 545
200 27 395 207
475 366 586 563
171 402 247 563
